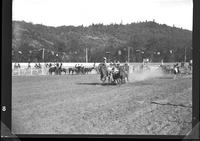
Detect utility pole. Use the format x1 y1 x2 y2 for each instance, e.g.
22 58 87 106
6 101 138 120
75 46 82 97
42 48 45 62
86 48 88 62
184 47 187 62
128 47 130 63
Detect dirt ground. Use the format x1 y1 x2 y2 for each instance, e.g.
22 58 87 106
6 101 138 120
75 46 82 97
12 73 192 135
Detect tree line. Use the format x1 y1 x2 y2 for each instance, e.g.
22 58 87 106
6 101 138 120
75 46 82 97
12 20 192 62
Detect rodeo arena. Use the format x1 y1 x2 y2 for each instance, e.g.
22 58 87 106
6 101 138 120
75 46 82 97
12 58 193 135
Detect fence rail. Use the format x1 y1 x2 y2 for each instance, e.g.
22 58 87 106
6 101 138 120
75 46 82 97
12 67 49 76
12 62 191 76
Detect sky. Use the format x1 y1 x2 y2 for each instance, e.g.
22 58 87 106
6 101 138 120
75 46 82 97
12 0 193 30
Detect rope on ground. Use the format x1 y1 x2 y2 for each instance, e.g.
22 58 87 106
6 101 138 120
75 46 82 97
150 101 192 108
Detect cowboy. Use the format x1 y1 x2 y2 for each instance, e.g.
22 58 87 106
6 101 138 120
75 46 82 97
173 63 180 74
102 57 108 67
18 63 21 68
28 62 31 69
188 60 192 71
124 61 129 73
116 61 120 69
38 63 41 68
56 62 59 69
102 57 114 82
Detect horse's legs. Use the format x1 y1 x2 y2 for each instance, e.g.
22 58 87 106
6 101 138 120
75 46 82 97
102 76 106 83
118 78 121 85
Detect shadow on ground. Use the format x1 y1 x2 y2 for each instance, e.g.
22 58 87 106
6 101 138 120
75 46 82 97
76 82 118 86
129 81 153 86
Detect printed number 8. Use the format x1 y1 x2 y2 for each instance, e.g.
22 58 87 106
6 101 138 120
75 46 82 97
2 106 6 111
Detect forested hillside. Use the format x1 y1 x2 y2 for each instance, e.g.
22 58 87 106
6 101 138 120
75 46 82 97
12 20 192 62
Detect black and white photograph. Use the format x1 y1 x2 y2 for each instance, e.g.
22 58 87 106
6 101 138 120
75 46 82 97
12 0 193 135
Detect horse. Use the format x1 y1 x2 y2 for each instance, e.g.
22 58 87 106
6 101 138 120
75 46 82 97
75 66 85 74
34 63 41 69
159 65 173 74
68 67 77 75
14 63 21 69
49 67 57 75
27 63 31 69
48 63 66 75
80 66 85 74
56 63 63 75
60 68 67 74
112 69 123 84
112 65 129 84
98 63 112 83
84 67 95 74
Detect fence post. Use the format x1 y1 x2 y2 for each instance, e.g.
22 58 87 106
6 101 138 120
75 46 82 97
30 67 32 75
41 65 44 75
130 65 133 73
161 59 164 65
18 68 20 76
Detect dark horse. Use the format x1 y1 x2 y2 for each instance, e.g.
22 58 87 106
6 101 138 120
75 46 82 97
56 63 68 75
60 68 67 74
75 66 85 74
68 67 77 74
49 67 67 75
84 67 95 74
112 65 129 84
49 66 57 75
49 63 63 75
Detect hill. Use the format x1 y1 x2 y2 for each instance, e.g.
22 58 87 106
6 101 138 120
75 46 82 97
12 20 192 62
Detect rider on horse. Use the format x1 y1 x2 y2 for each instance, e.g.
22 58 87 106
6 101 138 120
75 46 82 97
102 57 109 67
107 59 120 82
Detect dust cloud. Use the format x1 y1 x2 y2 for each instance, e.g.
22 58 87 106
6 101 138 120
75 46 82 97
128 67 164 82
